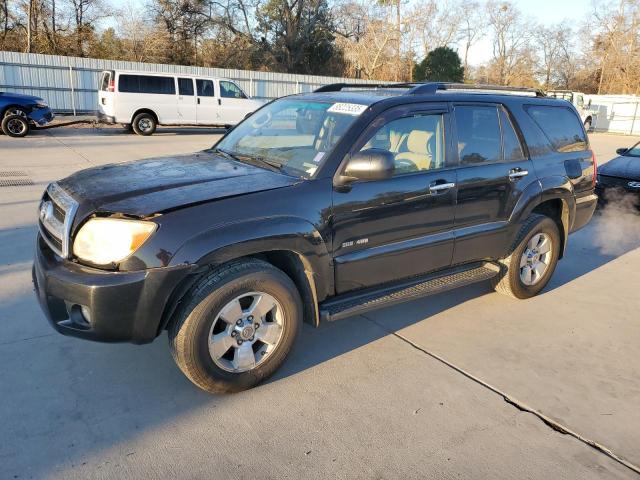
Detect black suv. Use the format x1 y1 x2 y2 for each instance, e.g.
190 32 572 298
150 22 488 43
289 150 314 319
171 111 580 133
33 83 598 393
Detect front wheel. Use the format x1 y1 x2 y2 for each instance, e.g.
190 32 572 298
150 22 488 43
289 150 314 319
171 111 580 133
169 259 303 394
492 214 560 299
1 114 30 137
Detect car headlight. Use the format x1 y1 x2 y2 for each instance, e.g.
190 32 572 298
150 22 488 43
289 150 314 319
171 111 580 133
73 218 157 265
35 102 48 109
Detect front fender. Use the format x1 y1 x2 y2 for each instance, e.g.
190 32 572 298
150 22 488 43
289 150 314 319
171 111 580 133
170 216 333 301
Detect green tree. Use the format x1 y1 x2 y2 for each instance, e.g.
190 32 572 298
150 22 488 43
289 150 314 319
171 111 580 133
413 46 464 82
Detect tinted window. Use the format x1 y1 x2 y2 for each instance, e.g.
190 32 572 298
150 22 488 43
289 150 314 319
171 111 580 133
220 81 247 99
197 79 215 97
358 114 445 175
178 78 194 96
499 109 525 161
455 106 501 164
525 105 587 152
118 75 175 95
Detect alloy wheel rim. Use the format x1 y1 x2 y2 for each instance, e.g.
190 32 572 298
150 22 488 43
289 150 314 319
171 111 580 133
208 292 285 373
6 118 26 135
6 109 27 118
519 232 552 286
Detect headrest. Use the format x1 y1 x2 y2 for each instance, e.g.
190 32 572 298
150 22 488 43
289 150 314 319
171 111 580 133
406 130 433 155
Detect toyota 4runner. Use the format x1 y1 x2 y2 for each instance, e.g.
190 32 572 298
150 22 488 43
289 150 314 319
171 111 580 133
33 82 598 393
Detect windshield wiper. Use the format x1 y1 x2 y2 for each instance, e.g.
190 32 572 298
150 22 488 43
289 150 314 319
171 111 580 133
214 148 284 174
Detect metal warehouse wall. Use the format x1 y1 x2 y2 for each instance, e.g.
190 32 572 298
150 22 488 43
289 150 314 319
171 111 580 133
0 51 375 114
586 94 640 136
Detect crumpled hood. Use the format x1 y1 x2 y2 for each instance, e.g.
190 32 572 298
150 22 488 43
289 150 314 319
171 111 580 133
57 152 300 217
599 155 640 180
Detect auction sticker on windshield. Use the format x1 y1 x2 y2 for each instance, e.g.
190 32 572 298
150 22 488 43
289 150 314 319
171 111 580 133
327 103 368 116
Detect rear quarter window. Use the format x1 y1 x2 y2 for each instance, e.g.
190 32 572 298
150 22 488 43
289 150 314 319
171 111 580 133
525 105 587 153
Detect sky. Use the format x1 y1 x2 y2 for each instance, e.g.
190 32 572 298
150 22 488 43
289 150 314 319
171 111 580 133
464 0 590 65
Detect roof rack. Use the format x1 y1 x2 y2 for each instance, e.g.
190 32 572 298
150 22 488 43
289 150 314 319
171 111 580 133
313 82 546 97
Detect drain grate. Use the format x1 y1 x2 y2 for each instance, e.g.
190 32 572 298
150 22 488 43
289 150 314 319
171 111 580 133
0 171 34 187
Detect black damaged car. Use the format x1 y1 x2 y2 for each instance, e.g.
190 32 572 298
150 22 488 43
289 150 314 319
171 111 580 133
33 82 598 393
596 141 640 209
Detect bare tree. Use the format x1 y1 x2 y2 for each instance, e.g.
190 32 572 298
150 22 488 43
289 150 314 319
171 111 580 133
459 0 486 76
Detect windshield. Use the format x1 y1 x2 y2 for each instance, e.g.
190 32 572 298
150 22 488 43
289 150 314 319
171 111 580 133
212 98 365 178
625 141 640 157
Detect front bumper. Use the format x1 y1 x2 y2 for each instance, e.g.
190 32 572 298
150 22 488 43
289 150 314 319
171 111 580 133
33 234 195 344
28 107 54 126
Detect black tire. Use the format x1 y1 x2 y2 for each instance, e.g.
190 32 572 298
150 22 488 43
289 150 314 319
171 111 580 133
584 118 592 132
1 114 30 138
132 112 156 136
491 214 561 299
168 259 303 394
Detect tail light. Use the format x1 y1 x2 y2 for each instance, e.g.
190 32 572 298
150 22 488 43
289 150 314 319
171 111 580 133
592 150 597 188
107 79 115 92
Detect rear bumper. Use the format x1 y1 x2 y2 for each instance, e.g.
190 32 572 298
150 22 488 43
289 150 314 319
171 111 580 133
32 234 195 344
571 193 598 232
97 112 116 124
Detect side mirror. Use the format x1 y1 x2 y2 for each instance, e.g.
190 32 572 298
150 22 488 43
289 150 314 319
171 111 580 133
616 147 628 156
341 149 395 183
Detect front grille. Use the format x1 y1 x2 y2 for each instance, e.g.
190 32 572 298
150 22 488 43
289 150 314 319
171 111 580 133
38 183 78 258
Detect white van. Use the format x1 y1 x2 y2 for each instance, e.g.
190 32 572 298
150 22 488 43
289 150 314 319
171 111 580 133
97 70 264 135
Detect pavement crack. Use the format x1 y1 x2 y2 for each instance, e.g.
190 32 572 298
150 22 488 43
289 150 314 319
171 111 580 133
45 130 94 164
360 314 640 476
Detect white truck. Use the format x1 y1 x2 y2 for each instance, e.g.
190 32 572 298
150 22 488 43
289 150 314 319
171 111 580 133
546 90 596 131
97 70 263 135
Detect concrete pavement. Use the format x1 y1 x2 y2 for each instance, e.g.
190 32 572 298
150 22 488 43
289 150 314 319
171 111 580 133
0 127 639 479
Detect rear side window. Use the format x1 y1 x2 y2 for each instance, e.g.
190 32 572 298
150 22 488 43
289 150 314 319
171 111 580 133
525 105 587 152
197 79 215 97
455 106 501 165
178 78 194 96
499 109 525 161
119 75 175 95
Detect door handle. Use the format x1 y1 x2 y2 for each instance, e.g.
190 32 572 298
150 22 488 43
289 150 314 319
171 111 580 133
429 182 456 193
508 169 528 180
218 98 222 106
197 98 201 104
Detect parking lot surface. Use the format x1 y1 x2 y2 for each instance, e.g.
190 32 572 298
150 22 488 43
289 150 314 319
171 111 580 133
1 127 639 479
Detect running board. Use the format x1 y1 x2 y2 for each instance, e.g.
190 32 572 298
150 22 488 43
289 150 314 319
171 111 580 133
320 262 500 322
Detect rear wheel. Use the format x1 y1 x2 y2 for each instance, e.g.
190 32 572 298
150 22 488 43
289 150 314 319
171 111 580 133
584 118 592 131
1 114 30 137
132 113 156 136
168 259 303 394
492 214 560 299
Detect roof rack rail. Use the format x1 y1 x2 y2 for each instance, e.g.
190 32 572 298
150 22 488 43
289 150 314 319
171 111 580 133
408 82 546 97
313 81 545 97
313 82 418 93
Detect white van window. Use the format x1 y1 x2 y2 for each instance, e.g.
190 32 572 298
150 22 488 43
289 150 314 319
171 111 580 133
119 75 176 95
220 81 247 99
197 79 215 97
100 72 111 91
178 78 194 96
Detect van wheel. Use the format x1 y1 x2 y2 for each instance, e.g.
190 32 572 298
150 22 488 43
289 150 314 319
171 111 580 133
1 114 30 137
169 259 303 394
584 118 592 131
492 214 560 299
132 113 156 136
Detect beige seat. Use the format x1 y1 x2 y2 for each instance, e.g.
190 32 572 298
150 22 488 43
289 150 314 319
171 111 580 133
394 130 433 170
